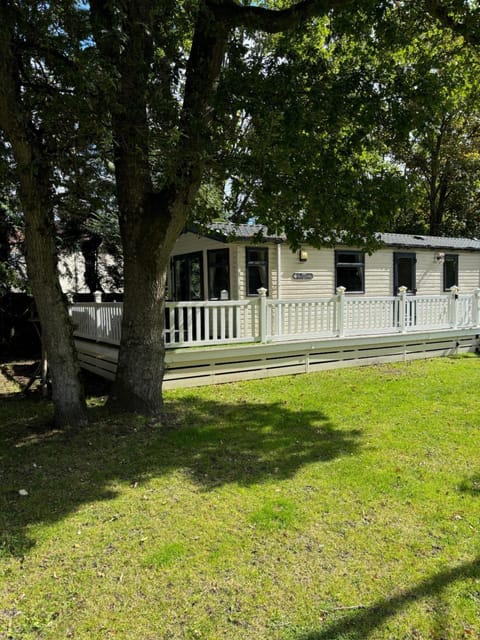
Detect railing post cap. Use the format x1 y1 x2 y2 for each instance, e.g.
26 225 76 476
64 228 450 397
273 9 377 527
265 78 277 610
66 293 74 304
93 290 103 303
398 286 408 294
336 286 346 295
257 287 268 297
450 285 459 293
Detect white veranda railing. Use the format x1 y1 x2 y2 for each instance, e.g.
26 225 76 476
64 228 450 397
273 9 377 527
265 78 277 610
68 286 480 348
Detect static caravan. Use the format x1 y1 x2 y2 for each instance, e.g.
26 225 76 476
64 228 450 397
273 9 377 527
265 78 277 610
71 223 480 387
168 223 480 302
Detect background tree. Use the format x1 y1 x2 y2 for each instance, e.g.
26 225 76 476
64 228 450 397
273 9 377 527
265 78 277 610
377 12 480 236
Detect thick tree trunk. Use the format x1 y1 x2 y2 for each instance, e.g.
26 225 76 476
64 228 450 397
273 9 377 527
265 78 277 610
107 194 186 416
96 0 340 417
108 247 168 416
19 165 88 429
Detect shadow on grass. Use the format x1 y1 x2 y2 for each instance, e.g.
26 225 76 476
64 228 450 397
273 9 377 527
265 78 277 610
459 473 480 496
297 556 480 640
0 392 361 557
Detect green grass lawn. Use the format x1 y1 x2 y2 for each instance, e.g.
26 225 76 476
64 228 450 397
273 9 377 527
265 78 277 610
1 356 480 639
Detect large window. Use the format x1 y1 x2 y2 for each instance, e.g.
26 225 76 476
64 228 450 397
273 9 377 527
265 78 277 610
246 247 268 295
335 251 365 293
444 254 458 291
207 249 230 299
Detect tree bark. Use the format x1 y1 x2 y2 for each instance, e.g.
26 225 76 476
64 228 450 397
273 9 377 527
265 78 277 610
107 217 170 415
22 171 87 428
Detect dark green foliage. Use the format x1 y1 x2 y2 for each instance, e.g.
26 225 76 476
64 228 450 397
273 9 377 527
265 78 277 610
222 3 480 243
221 21 403 250
376 6 480 236
0 148 25 295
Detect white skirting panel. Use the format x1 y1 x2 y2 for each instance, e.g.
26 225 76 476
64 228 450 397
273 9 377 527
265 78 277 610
75 329 480 389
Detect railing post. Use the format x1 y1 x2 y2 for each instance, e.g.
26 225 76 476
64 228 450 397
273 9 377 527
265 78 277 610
398 286 407 333
473 288 480 327
66 293 74 321
336 286 346 337
94 290 102 340
449 285 459 328
257 287 268 343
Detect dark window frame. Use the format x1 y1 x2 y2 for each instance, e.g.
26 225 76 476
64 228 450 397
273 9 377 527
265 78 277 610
207 248 230 299
335 250 365 294
246 246 269 296
393 252 417 295
443 254 459 291
170 251 204 301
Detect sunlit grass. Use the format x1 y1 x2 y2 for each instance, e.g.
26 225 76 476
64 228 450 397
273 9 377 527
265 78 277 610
1 355 480 639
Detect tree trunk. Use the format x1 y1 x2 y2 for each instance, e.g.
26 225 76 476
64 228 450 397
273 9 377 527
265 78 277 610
107 192 187 415
96 0 340 417
428 121 449 236
19 164 88 429
108 247 168 416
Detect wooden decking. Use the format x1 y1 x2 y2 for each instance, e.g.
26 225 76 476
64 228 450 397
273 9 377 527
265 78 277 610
75 327 479 389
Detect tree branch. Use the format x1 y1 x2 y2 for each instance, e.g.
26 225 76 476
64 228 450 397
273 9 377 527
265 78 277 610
215 0 353 33
160 3 230 237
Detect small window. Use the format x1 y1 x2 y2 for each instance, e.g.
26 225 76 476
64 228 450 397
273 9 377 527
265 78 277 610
246 247 268 295
444 254 458 291
207 249 230 299
335 251 365 293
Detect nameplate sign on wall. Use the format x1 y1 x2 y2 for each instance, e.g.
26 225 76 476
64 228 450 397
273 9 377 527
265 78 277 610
292 272 314 280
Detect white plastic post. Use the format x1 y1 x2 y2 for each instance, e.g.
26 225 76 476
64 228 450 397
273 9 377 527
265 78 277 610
398 286 407 333
449 285 459 328
473 289 480 327
257 287 268 343
94 290 103 340
336 286 346 337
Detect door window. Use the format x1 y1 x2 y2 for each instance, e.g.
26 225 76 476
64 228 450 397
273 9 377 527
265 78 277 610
444 254 458 291
207 249 230 299
171 252 204 301
394 252 416 294
246 247 268 295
